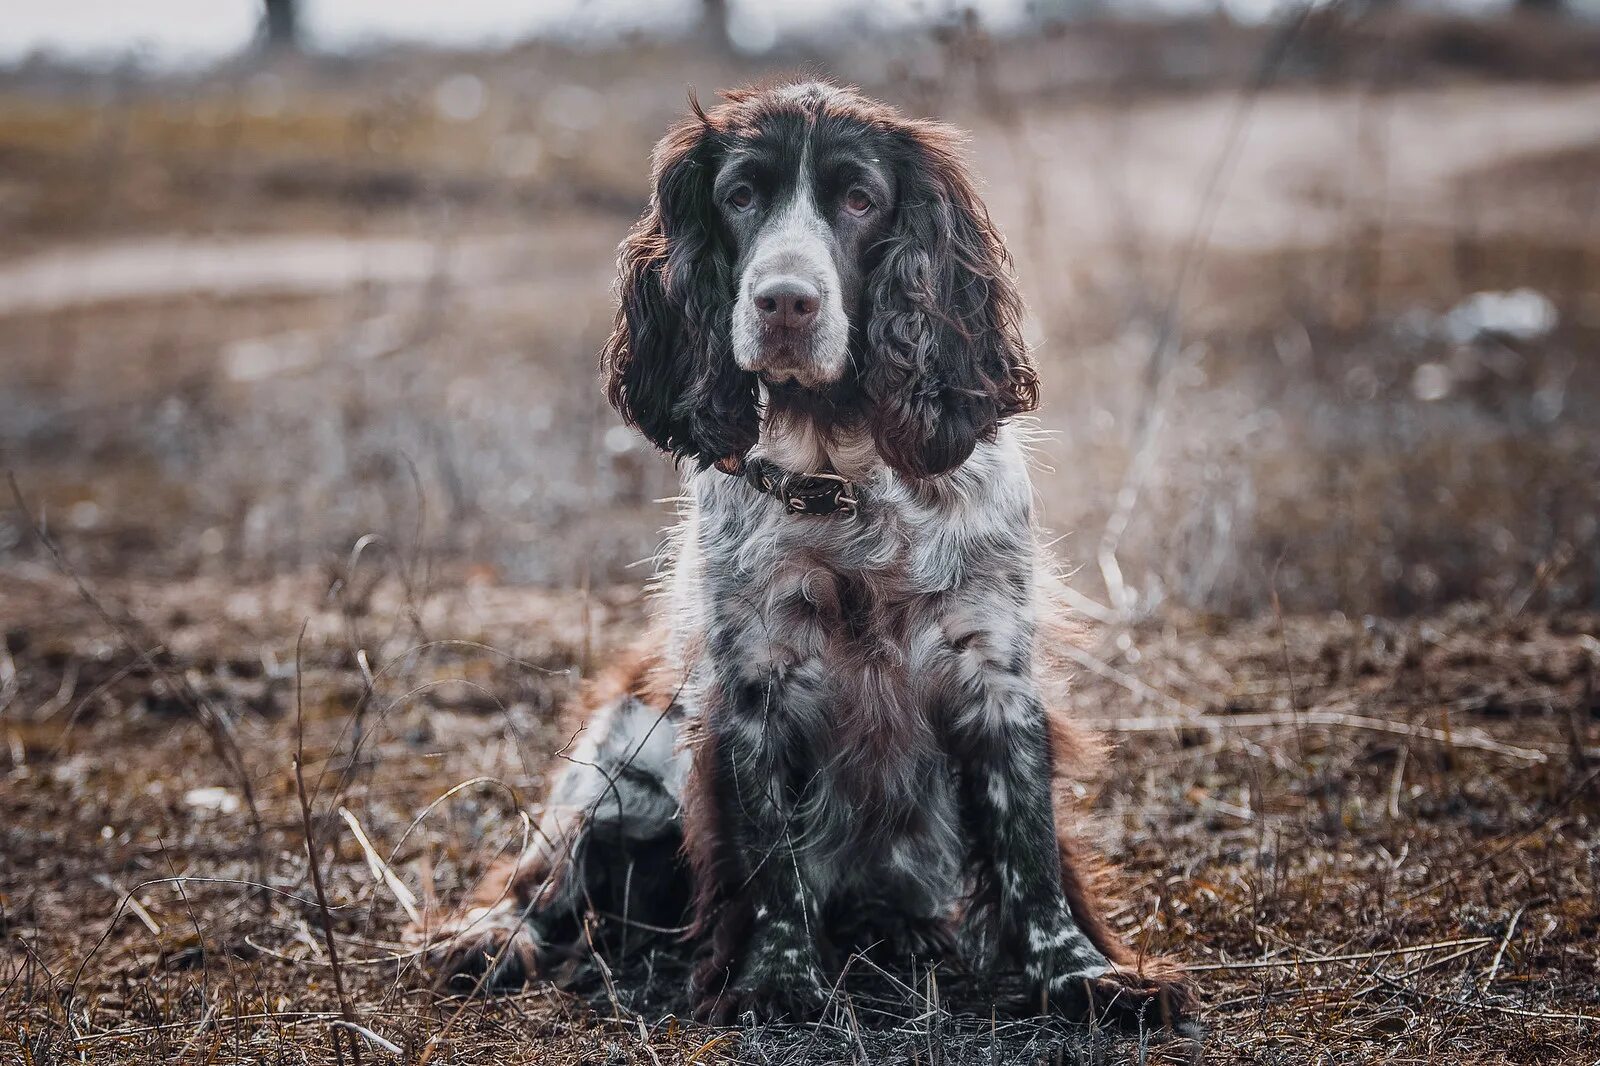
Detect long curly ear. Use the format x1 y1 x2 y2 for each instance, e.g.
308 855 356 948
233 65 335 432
601 104 759 468
862 122 1037 480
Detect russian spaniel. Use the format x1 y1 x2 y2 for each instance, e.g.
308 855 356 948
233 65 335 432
419 80 1189 1026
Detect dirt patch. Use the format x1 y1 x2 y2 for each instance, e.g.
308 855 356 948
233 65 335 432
2 569 1597 1063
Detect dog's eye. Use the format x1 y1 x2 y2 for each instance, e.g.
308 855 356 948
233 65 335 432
726 185 755 212
844 188 873 216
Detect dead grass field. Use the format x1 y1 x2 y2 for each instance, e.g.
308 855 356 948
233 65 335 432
2 12 1599 1065
2 570 1597 1063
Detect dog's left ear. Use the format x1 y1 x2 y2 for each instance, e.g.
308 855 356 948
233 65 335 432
862 122 1037 480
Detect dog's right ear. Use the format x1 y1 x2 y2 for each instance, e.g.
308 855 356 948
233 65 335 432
601 97 760 469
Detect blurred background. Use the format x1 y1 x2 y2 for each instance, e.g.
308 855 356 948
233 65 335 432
5 10 1600 1061
2 0 1598 618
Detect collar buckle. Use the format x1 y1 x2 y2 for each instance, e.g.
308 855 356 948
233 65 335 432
737 459 858 518
784 471 857 517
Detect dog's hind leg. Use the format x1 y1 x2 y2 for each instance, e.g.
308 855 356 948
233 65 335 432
414 654 690 990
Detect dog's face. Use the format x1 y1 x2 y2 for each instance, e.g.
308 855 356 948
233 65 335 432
602 81 1038 480
715 100 896 388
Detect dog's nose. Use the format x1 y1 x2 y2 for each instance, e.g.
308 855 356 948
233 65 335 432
753 277 820 330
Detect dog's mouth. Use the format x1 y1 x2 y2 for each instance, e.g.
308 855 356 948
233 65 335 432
755 353 834 389
755 334 802 370
750 324 850 387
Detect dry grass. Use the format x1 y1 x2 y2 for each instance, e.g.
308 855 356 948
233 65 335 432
1 565 1597 1063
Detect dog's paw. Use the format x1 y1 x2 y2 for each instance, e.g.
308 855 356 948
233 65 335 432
832 905 961 968
692 964 828 1025
408 902 547 992
882 913 961 965
1029 963 1192 1026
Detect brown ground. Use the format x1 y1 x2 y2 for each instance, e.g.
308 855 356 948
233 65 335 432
1 568 1597 1063
2 12 1599 1065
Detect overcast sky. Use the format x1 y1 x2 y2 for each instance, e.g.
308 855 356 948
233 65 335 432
3 0 1563 64
1 1 1018 63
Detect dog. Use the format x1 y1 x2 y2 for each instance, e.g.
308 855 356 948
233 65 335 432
417 80 1189 1026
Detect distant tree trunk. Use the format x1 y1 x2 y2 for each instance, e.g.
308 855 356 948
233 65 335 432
261 0 299 50
701 0 733 53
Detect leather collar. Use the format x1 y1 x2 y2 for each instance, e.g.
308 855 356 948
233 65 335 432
719 456 858 517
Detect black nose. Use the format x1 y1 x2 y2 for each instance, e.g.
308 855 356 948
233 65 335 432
753 277 820 330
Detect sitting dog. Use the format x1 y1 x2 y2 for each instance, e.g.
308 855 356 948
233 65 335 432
419 80 1189 1026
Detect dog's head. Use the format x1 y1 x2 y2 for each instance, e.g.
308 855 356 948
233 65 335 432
601 81 1036 480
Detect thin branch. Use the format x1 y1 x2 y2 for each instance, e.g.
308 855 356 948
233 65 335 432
329 1020 402 1057
294 623 362 1066
339 806 421 925
1479 905 1525 991
1187 936 1495 973
1082 706 1556 764
1095 3 1316 613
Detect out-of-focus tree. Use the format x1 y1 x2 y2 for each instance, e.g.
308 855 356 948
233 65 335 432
261 0 300 50
1515 0 1565 13
702 0 733 52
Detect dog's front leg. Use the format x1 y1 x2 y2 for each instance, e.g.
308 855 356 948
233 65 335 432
690 673 827 1024
949 668 1171 1020
948 671 1106 989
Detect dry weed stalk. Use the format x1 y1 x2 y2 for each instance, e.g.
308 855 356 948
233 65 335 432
294 624 363 1065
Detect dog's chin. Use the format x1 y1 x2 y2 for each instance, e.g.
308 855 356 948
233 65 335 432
743 345 846 391
759 366 834 390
